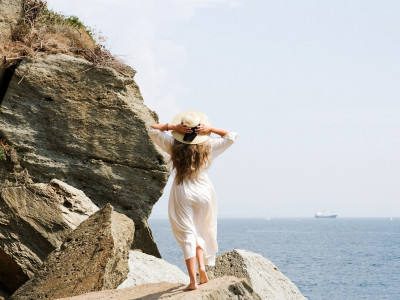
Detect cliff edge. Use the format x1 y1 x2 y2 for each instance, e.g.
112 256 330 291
0 0 169 258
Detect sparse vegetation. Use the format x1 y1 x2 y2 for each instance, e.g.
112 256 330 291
0 140 11 161
0 147 5 161
0 0 128 73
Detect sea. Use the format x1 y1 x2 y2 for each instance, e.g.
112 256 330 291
148 218 400 300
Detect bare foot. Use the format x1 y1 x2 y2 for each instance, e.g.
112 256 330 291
183 283 198 291
199 268 209 284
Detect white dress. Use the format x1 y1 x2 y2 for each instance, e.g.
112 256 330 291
148 129 238 266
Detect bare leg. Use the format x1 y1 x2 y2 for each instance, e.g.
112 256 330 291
196 246 209 284
184 256 198 291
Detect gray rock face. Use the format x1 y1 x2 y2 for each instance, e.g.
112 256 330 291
0 0 24 40
0 53 169 256
206 249 306 300
57 276 261 300
0 179 98 292
11 204 135 300
117 250 189 289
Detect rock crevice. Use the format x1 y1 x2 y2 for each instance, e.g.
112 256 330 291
0 57 18 106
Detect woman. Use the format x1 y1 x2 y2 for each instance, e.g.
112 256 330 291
148 110 237 291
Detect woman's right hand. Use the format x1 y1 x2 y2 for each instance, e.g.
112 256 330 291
195 124 212 134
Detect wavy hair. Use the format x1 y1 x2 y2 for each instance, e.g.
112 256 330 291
170 140 211 184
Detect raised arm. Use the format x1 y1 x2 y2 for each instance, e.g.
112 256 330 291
195 124 229 137
195 124 237 158
151 123 193 134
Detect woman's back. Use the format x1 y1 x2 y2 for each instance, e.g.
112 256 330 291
148 110 237 291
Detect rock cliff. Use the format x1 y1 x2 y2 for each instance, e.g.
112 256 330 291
0 54 168 256
1 0 169 258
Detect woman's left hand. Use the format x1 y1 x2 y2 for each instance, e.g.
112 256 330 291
195 124 212 134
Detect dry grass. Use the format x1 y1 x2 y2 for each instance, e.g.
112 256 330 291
0 140 10 161
0 0 129 74
0 139 33 186
0 139 17 163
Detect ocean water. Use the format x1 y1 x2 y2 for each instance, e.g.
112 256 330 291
148 218 400 300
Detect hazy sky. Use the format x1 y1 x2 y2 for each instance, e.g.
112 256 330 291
47 0 400 218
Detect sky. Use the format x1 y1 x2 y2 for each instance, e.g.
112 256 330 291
47 0 400 218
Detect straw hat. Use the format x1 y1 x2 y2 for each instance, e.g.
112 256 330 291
171 110 211 144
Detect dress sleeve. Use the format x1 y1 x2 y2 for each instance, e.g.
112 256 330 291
209 132 238 159
148 128 174 155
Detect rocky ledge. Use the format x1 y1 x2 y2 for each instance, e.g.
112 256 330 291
57 277 261 300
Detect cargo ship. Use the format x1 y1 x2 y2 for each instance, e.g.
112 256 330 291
314 211 337 218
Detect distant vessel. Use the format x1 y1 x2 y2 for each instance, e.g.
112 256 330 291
315 211 337 218
265 215 271 221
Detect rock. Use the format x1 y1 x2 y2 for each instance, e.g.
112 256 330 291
117 250 189 289
206 249 306 300
0 53 169 257
0 282 10 300
0 179 98 292
11 204 134 300
0 56 7 102
0 137 26 188
0 55 17 113
0 0 24 40
130 221 163 260
57 276 261 300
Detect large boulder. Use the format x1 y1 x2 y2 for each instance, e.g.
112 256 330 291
11 203 135 300
57 276 261 300
117 250 189 289
0 179 98 292
0 53 169 257
0 0 24 40
206 249 306 300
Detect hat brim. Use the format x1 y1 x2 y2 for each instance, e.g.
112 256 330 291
171 110 211 144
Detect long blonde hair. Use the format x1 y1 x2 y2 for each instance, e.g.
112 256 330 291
170 140 211 184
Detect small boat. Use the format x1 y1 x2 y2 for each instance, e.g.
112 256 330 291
315 211 337 218
265 215 271 221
